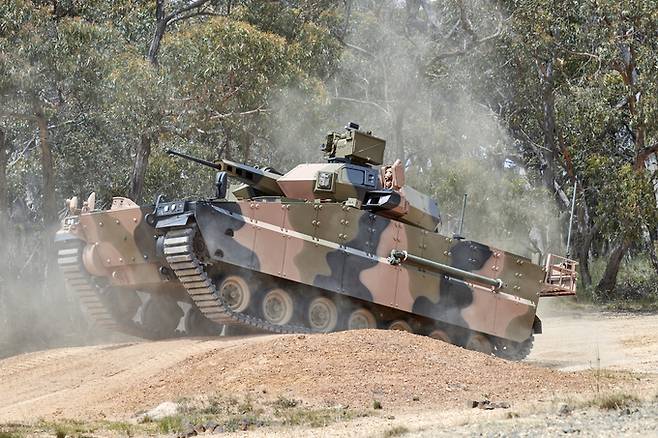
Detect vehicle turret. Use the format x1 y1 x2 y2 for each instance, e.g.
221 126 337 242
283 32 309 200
168 124 442 232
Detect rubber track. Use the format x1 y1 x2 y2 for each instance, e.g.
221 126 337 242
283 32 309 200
57 241 176 339
163 227 312 334
57 245 121 332
494 335 534 361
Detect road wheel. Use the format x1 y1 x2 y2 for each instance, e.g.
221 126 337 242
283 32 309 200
219 275 251 313
493 335 534 361
347 308 377 330
466 332 493 355
307 296 338 332
181 303 222 336
388 320 412 332
429 329 452 343
262 288 294 325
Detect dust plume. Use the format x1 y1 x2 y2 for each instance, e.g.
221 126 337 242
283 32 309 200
0 220 111 359
266 1 564 260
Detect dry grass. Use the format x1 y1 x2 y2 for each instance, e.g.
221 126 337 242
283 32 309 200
382 425 410 437
587 393 640 410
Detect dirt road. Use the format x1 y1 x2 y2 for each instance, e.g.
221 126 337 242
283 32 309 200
529 306 658 373
0 309 655 432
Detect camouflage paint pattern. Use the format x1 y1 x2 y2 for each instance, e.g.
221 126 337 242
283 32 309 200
191 200 542 342
57 199 167 289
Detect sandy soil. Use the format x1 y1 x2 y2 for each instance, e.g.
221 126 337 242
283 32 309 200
529 305 658 373
0 308 656 434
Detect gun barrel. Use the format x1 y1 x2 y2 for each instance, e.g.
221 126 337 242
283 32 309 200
166 149 221 170
167 149 284 196
388 249 503 289
218 159 284 196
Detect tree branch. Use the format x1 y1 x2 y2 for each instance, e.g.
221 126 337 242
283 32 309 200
164 0 213 24
0 111 37 122
330 96 390 116
168 10 220 26
209 106 269 120
336 37 374 59
456 0 478 41
431 10 503 62
635 142 658 169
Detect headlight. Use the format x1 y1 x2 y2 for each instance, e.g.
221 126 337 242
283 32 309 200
64 217 79 225
316 171 334 191
157 202 186 216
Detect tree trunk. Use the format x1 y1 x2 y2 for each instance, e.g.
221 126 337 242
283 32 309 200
595 241 628 298
129 133 153 202
147 0 166 65
645 224 658 275
0 128 8 227
572 198 596 287
538 60 556 192
574 228 596 287
33 107 57 226
147 20 167 65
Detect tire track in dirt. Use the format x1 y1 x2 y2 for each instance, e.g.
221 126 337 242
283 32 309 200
0 335 276 422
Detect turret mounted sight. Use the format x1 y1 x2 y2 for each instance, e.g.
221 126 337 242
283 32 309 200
322 122 386 166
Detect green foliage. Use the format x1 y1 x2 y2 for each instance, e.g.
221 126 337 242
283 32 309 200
602 256 658 310
275 406 365 427
584 159 657 243
156 416 183 434
36 419 95 437
411 158 561 257
578 255 658 310
272 396 299 410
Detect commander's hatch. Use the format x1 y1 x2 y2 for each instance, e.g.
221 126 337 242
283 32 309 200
540 254 578 297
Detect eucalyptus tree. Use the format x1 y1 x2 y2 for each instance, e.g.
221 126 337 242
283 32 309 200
503 0 658 294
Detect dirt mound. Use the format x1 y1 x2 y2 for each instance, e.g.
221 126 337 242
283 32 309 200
139 330 600 409
0 329 624 422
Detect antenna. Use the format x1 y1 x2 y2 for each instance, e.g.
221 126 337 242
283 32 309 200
566 180 577 257
453 194 468 240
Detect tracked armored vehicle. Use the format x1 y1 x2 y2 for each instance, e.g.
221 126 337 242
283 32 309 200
56 124 577 359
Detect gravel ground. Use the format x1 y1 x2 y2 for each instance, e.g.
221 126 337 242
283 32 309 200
1 310 657 437
143 329 607 411
1 329 622 421
415 400 658 437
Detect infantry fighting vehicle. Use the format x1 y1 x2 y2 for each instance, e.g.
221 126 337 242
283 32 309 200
56 124 577 359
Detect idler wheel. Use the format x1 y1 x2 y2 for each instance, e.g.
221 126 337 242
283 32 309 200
219 275 251 313
133 291 183 338
262 288 294 325
466 332 493 355
307 296 338 332
429 329 452 344
347 308 377 330
388 320 412 332
180 302 222 336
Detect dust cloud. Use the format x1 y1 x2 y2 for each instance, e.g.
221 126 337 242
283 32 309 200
266 2 564 260
0 221 111 360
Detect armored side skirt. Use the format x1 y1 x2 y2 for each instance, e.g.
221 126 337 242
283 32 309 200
192 200 542 342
